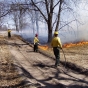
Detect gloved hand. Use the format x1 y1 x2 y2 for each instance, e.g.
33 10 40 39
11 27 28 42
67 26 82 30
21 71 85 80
38 43 40 45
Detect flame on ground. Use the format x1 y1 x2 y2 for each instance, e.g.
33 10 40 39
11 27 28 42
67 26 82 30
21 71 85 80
63 41 88 48
38 41 88 50
38 45 49 50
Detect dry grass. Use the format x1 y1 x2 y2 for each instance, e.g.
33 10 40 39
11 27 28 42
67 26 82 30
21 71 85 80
0 36 26 87
38 42 88 70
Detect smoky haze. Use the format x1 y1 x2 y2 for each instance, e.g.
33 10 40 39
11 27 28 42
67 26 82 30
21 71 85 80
19 25 88 45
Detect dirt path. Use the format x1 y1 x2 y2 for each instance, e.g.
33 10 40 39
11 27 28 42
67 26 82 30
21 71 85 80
0 31 88 88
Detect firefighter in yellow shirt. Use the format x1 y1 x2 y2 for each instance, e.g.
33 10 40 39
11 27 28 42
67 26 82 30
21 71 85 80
34 34 39 52
8 29 11 38
51 31 62 67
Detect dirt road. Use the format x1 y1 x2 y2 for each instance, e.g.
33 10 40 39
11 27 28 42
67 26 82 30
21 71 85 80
0 31 88 88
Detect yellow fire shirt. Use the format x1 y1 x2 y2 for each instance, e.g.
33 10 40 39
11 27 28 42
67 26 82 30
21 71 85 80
51 37 62 48
8 29 11 33
34 37 39 44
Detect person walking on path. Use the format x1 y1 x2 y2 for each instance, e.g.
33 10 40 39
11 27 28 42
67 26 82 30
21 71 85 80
51 31 62 67
34 34 39 52
8 29 11 38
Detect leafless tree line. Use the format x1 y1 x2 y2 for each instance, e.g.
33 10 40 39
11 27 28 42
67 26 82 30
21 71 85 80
0 0 83 42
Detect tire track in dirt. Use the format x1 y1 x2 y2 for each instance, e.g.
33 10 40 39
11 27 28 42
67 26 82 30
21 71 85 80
7 35 88 88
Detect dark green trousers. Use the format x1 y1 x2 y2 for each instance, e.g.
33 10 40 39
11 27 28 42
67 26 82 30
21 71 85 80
34 43 38 52
53 47 60 66
8 32 11 38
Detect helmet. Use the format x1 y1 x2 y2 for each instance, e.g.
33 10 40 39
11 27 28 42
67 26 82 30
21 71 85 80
35 34 38 37
54 31 58 35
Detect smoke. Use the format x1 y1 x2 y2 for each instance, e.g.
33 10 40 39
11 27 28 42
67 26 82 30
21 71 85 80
60 23 88 44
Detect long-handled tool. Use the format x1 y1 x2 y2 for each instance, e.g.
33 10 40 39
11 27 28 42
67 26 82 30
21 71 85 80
61 48 66 68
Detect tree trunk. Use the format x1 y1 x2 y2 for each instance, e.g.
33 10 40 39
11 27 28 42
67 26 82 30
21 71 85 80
55 0 63 31
48 29 52 43
47 20 52 43
47 13 52 43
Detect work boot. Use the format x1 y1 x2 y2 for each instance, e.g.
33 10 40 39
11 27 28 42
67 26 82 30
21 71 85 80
55 64 60 68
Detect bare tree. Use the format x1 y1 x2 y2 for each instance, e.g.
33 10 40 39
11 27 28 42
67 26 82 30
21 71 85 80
0 1 11 30
12 11 19 31
10 2 29 31
29 0 80 43
0 2 11 18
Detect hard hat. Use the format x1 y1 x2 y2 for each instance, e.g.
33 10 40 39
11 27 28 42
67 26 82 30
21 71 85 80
54 31 58 35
